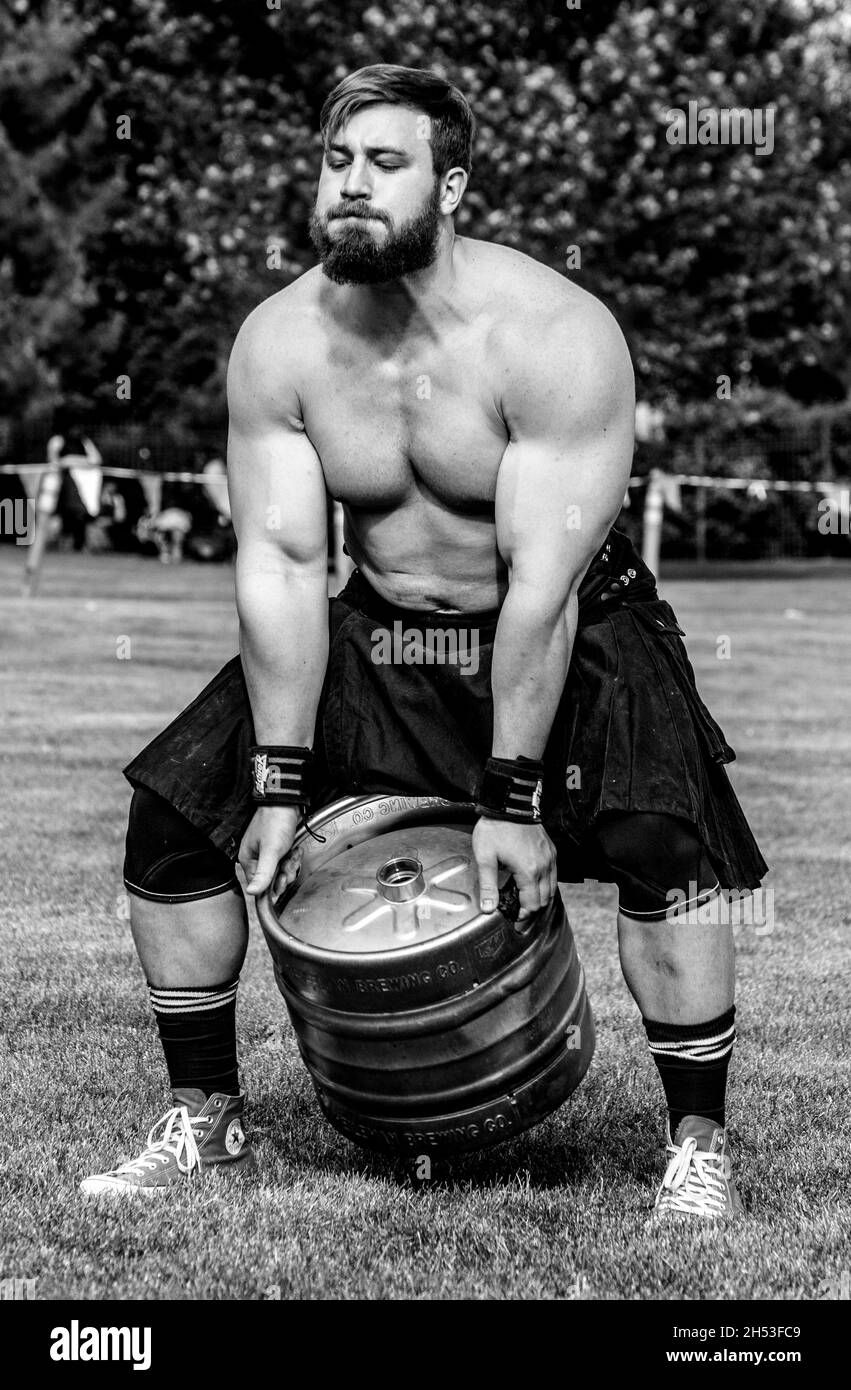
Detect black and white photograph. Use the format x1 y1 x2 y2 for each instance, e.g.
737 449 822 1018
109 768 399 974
1 0 849 1345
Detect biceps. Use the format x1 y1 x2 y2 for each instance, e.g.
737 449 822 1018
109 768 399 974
227 422 328 570
495 434 632 596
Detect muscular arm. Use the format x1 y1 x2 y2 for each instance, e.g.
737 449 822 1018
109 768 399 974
227 305 329 748
491 297 635 760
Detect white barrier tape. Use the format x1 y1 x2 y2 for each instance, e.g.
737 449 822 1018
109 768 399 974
645 474 835 493
626 474 836 493
0 462 208 482
0 462 837 494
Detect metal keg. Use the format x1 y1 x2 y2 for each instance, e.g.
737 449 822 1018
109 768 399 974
256 793 594 1157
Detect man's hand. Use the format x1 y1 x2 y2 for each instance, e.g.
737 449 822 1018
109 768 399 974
472 817 558 921
238 805 302 897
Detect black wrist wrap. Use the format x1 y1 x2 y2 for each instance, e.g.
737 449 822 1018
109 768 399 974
475 755 545 823
249 745 313 807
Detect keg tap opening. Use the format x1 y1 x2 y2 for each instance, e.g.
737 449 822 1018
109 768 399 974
376 855 426 902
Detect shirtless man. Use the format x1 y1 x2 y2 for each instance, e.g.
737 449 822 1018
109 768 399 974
82 65 766 1218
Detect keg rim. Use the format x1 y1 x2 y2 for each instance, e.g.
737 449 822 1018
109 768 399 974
256 794 528 966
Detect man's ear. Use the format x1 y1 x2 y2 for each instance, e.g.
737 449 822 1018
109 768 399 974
440 166 468 216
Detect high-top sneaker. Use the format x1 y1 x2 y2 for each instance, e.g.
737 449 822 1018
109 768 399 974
653 1114 744 1220
79 1089 255 1195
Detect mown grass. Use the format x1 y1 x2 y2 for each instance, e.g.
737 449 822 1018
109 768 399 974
1 549 849 1300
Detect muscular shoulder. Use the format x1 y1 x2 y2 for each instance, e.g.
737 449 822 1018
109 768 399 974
464 237 623 341
461 240 633 430
226 269 325 429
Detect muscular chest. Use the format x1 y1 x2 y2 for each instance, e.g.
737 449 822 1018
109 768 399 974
300 334 508 510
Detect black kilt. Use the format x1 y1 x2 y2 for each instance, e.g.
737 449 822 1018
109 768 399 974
121 528 768 892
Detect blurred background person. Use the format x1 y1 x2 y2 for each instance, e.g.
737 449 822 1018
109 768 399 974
46 427 103 552
185 454 236 562
150 488 194 564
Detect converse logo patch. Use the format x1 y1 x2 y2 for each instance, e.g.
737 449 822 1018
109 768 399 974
225 1120 245 1155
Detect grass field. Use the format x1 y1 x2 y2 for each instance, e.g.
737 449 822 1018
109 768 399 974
1 547 849 1301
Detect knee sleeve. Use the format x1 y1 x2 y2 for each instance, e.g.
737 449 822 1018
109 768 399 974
123 785 240 904
593 812 720 921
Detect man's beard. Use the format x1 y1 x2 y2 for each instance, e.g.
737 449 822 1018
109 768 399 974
308 184 442 285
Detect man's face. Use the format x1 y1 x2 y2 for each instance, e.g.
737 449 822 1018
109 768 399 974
309 104 444 285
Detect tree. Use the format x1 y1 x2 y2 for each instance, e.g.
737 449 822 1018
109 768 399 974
0 0 119 423
1 0 848 433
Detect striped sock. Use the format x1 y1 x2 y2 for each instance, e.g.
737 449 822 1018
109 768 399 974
148 978 240 1098
642 1006 736 1132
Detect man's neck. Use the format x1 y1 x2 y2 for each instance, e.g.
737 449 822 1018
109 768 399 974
326 228 465 339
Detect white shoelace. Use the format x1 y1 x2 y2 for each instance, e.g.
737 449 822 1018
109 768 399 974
656 1135 729 1216
114 1105 212 1179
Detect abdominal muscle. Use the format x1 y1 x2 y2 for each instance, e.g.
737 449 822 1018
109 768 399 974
342 494 509 613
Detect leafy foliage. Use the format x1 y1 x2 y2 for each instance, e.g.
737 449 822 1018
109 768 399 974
0 0 848 433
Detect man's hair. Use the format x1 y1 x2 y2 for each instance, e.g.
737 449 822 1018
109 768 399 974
320 64 475 177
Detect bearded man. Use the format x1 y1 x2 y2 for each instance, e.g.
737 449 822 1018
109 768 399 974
82 65 766 1219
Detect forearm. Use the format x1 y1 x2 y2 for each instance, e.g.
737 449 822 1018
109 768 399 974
236 557 329 746
490 580 579 759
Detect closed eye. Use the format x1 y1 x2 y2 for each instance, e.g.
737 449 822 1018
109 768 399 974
325 157 404 172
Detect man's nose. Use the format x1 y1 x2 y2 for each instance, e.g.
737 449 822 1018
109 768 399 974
340 158 372 200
